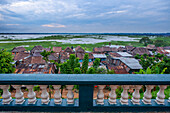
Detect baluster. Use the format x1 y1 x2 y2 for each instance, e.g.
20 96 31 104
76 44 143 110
0 85 12 104
66 85 74 104
13 85 25 104
53 85 62 104
131 85 142 105
155 85 167 104
97 85 105 105
142 85 154 104
39 85 50 104
120 85 129 105
168 97 170 102
26 85 37 104
108 85 118 104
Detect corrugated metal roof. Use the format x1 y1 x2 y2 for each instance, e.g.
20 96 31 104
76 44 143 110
117 52 132 57
93 54 107 58
119 58 142 69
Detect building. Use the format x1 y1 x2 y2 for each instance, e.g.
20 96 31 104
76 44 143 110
11 47 26 55
30 45 44 54
15 63 55 74
93 54 107 63
107 56 142 73
146 45 157 51
117 47 126 52
52 47 62 53
131 47 150 56
76 53 94 63
109 52 133 58
125 46 135 52
75 46 85 53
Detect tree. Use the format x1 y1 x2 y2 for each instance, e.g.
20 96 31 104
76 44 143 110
139 37 152 46
68 54 76 71
96 67 107 74
154 40 168 47
135 53 170 74
40 50 54 66
74 67 81 74
135 67 167 74
87 67 95 74
81 53 89 73
0 49 15 73
93 58 100 70
107 69 115 74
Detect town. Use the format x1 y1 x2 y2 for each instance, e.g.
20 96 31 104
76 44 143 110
12 44 170 74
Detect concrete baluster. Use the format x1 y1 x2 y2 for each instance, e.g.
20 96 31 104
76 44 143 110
168 97 170 102
97 85 105 105
155 85 167 104
39 85 50 104
142 85 154 104
0 85 12 104
26 85 37 104
53 85 62 104
13 85 25 104
120 85 129 105
131 85 142 105
108 85 118 104
66 85 74 104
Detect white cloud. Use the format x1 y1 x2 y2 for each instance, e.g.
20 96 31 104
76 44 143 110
66 13 85 18
97 10 127 17
42 24 66 28
6 24 20 26
0 14 4 21
0 0 82 20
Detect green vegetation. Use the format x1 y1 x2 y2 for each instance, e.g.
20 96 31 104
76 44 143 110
135 53 170 74
0 40 145 52
0 49 15 73
139 37 153 46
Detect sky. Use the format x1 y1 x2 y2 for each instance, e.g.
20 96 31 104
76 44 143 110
0 0 170 33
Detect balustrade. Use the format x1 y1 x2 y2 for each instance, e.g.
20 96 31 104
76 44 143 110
0 74 169 112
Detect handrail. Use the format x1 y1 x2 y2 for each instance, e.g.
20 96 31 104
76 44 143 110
0 74 170 112
0 74 170 85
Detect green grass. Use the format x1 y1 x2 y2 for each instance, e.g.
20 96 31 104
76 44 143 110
0 40 145 52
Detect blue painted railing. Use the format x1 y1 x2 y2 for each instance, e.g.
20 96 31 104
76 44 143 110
0 74 170 112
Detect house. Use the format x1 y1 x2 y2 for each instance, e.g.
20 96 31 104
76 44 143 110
11 47 26 55
107 55 142 73
60 52 72 63
52 47 62 53
107 64 128 74
131 47 150 56
30 45 44 54
93 54 107 63
146 45 157 51
93 46 112 53
76 53 94 63
109 52 132 58
118 47 126 52
13 52 30 66
75 46 85 53
23 55 46 64
64 47 73 54
125 46 135 52
15 63 55 74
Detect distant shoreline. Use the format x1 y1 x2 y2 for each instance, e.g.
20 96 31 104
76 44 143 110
0 33 170 36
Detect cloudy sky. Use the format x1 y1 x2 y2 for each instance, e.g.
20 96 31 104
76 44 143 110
0 0 170 33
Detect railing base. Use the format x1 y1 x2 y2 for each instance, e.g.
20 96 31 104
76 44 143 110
0 99 170 112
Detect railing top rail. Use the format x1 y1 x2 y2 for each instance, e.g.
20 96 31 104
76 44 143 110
0 74 170 85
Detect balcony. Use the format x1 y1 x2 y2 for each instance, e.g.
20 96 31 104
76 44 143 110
0 74 170 112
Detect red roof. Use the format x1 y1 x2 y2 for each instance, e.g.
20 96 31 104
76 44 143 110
107 64 128 74
14 52 30 61
52 47 62 53
11 47 26 52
